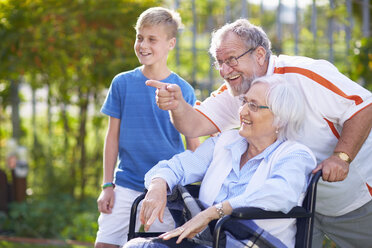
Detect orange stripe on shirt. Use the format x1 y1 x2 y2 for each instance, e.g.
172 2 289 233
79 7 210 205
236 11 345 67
211 84 228 97
274 67 363 105
367 183 372 197
323 103 371 138
195 109 221 133
348 102 372 120
324 118 340 139
217 84 228 94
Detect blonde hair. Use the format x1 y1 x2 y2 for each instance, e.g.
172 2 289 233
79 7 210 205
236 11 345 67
135 7 183 39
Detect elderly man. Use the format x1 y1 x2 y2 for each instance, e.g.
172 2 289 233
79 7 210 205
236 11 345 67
147 19 372 247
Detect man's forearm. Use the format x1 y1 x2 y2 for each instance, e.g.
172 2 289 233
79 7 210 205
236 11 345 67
170 102 199 137
334 104 372 160
170 101 218 138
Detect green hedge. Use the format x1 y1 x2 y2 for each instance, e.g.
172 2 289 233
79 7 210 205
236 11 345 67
2 194 98 243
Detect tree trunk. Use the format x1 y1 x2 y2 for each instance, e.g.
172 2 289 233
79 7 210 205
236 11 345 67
46 83 54 182
328 0 335 63
276 0 283 54
10 80 21 141
77 87 89 200
93 92 103 189
61 101 75 197
311 0 318 56
294 0 299 55
191 0 197 88
362 0 370 37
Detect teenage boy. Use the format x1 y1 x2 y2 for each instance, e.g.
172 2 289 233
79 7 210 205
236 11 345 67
95 7 199 248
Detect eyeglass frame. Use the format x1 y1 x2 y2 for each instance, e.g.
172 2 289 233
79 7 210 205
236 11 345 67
240 97 269 112
213 46 257 70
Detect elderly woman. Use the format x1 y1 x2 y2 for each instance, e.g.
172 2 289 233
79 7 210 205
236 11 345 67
125 75 316 248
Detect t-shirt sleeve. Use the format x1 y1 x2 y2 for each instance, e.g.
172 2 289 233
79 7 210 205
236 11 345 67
194 85 241 132
100 75 122 119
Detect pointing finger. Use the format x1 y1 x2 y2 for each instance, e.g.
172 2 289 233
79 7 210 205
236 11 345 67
146 80 168 89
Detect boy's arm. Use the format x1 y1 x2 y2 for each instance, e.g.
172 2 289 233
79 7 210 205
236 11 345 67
146 80 219 137
185 137 200 151
97 116 120 214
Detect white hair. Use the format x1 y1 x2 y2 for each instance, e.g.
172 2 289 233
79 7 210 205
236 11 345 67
251 75 305 141
209 19 272 61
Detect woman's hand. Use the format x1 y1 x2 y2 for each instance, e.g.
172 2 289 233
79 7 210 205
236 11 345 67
159 206 218 244
139 178 168 231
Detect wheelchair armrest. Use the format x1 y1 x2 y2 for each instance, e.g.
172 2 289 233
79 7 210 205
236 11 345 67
232 206 312 219
213 206 311 248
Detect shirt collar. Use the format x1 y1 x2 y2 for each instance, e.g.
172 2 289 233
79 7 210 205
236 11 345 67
266 55 277 76
225 137 284 163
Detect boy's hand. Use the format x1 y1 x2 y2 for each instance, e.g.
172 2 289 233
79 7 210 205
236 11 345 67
146 80 183 110
97 188 115 213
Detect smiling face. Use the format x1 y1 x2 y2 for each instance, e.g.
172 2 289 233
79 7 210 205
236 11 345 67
134 24 175 68
215 32 259 96
239 82 277 144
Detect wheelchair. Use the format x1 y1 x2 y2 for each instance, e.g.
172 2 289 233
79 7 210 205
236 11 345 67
128 170 322 248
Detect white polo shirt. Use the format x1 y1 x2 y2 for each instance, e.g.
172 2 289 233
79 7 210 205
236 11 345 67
194 55 372 216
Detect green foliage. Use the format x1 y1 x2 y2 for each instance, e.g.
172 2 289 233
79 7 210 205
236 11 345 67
3 194 98 241
60 212 98 243
0 0 370 245
0 81 11 108
0 0 164 242
0 0 162 200
350 38 372 91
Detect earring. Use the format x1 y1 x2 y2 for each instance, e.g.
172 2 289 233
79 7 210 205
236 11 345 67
275 129 279 134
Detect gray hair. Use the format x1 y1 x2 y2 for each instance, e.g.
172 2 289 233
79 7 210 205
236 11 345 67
209 19 272 61
135 7 183 39
251 75 305 141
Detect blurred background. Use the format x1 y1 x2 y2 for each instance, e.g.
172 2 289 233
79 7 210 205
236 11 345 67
0 0 371 247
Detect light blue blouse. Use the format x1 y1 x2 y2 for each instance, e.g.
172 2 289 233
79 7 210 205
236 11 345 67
145 132 316 213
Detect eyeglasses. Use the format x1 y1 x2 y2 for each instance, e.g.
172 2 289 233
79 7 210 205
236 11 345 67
241 98 269 112
213 47 256 70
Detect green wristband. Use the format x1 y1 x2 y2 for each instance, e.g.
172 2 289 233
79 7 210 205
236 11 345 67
102 182 115 189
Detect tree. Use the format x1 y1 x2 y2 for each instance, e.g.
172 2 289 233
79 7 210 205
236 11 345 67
0 0 160 200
